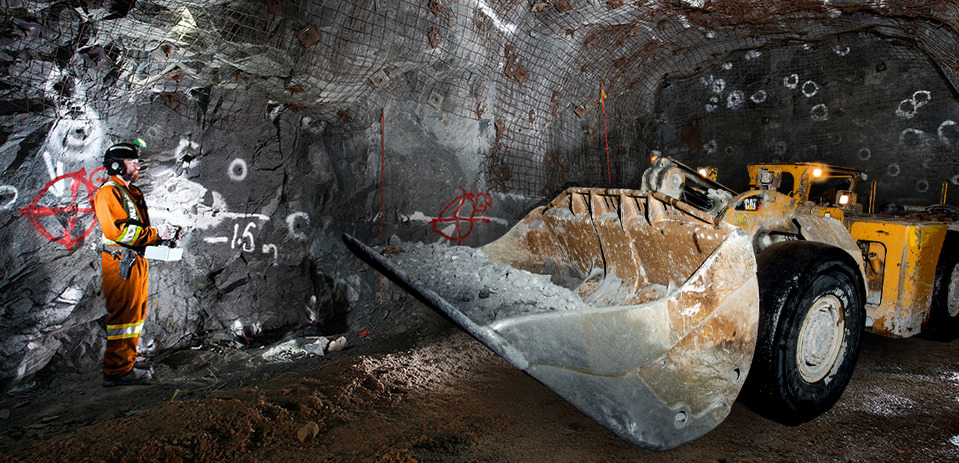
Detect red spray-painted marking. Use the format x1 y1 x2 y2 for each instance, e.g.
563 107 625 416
90 166 109 185
19 167 106 251
601 80 611 185
430 188 492 245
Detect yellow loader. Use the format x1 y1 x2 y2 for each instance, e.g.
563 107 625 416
344 156 959 450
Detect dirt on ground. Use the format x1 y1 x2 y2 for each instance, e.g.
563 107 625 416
1 309 959 463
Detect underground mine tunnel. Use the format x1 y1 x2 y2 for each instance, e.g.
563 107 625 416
2 0 959 461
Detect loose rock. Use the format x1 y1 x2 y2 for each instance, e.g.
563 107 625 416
297 421 320 442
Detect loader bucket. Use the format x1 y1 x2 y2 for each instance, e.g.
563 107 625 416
344 187 759 450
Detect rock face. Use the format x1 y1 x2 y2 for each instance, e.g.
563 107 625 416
652 32 959 207
0 95 519 391
2 1 959 391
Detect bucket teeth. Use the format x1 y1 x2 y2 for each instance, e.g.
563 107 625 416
344 187 758 450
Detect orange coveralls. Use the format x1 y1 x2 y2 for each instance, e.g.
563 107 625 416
93 176 160 377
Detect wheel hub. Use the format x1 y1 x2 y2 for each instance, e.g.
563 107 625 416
797 294 845 383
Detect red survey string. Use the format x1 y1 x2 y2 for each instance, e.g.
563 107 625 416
601 80 611 185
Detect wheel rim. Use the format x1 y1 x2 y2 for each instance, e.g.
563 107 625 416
796 294 845 383
947 262 959 319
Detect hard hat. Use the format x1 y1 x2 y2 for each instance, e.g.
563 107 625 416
104 139 145 175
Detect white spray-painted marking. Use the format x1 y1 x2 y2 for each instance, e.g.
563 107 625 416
218 211 270 221
938 120 957 146
262 243 278 261
705 95 720 113
899 128 929 147
722 62 733 70
711 79 725 94
207 224 279 260
144 170 283 264
233 222 257 252
175 137 201 168
950 435 959 447
35 100 106 198
952 175 959 186
896 90 931 119
802 81 819 98
42 151 65 195
810 104 829 121
228 158 248 181
750 90 767 104
834 45 850 56
438 223 457 244
727 90 744 110
404 211 432 223
745 50 762 60
916 179 929 193
888 164 901 177
401 210 508 226
0 185 18 211
897 99 918 119
701 75 725 94
783 74 800 89
285 211 310 240
474 0 516 35
858 147 872 161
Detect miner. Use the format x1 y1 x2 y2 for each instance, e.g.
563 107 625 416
94 140 175 387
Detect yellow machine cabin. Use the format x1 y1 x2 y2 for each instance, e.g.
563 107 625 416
734 162 955 338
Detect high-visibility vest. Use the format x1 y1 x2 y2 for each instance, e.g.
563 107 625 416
101 180 147 246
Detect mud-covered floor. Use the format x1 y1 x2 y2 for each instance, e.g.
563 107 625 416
1 312 958 463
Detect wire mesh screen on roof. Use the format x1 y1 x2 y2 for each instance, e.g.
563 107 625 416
3 0 959 197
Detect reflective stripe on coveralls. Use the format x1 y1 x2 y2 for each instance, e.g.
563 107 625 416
106 321 145 340
101 180 144 246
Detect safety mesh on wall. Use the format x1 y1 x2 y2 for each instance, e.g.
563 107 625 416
655 29 959 207
3 0 959 197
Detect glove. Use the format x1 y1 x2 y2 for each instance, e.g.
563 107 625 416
157 224 177 241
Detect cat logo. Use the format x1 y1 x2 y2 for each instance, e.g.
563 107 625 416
736 196 762 211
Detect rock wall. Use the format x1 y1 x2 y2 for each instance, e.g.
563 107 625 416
0 94 524 391
4 1 959 392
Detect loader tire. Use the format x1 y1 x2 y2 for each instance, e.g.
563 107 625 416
742 241 865 425
922 231 959 341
